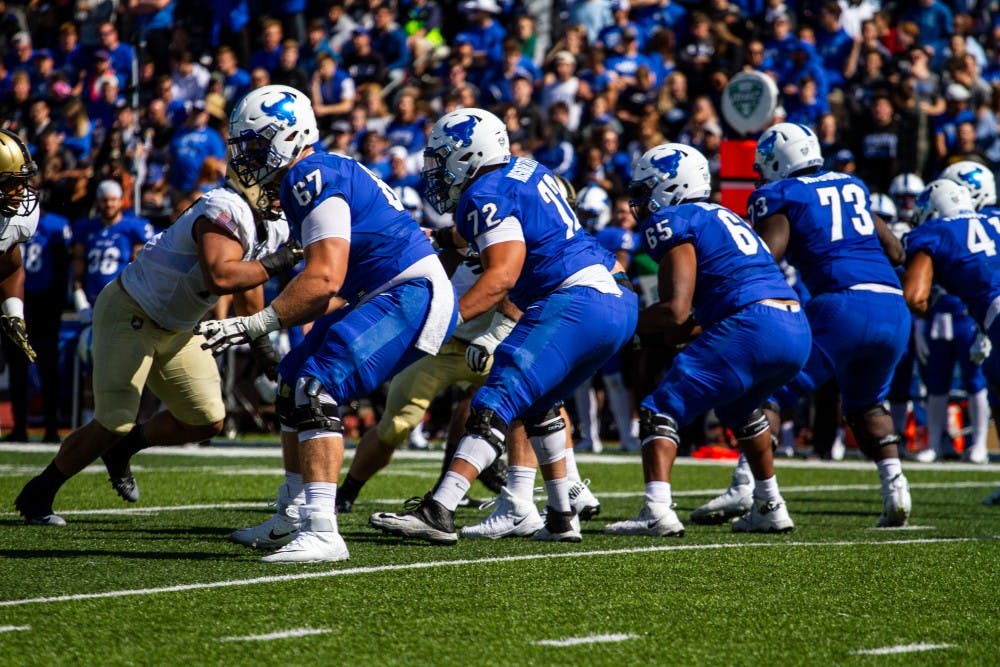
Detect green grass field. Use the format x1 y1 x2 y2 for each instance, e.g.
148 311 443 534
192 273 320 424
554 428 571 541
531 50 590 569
1 443 998 666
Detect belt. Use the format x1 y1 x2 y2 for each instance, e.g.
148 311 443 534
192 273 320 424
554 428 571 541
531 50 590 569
849 283 904 296
757 299 801 313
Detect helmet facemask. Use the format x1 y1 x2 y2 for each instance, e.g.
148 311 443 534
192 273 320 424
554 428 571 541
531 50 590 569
0 174 38 219
422 145 459 214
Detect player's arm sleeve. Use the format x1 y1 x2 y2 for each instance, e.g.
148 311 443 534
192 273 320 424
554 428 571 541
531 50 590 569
301 195 351 246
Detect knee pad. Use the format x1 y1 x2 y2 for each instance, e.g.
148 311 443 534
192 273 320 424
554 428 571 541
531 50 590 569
639 407 679 447
732 409 770 441
292 377 343 438
846 403 899 456
465 407 509 458
275 382 295 429
522 406 566 438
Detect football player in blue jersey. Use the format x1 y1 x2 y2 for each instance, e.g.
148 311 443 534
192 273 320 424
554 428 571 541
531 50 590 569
699 123 913 528
369 108 638 545
196 85 456 563
604 144 811 537
904 180 1000 464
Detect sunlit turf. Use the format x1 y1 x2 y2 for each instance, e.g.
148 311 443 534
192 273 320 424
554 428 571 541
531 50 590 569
1 444 998 666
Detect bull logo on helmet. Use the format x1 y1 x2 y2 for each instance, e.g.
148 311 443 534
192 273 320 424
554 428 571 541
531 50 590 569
651 150 682 178
958 168 983 189
443 115 479 147
260 91 298 125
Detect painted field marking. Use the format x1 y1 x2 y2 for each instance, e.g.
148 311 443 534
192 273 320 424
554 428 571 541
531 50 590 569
0 536 992 609
218 628 331 642
534 633 637 647
0 625 30 633
851 643 954 655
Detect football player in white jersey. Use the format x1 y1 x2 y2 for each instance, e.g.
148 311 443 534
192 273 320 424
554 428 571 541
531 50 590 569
15 170 301 526
0 129 41 364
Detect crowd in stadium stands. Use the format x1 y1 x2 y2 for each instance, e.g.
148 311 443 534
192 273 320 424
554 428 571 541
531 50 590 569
1 0 999 460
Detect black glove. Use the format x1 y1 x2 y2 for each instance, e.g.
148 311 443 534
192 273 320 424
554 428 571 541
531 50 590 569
0 316 36 363
260 241 303 278
250 335 280 381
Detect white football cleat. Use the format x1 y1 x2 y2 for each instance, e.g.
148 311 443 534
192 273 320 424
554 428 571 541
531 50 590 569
533 507 582 542
876 473 911 527
569 478 601 520
732 498 794 533
690 469 753 525
604 498 684 537
913 448 937 463
261 507 349 563
461 486 544 539
231 483 302 550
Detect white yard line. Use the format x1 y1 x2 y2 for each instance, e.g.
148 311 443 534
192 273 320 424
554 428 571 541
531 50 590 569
218 628 331 642
851 643 954 655
0 537 989 609
534 633 637 647
0 625 31 633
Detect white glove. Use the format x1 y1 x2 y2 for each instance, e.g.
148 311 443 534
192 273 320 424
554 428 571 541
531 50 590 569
465 312 516 373
913 319 930 366
971 332 992 365
195 305 281 355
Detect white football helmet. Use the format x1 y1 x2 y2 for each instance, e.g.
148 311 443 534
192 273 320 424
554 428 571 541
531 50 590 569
913 179 976 226
888 173 925 223
629 143 711 218
869 193 897 222
228 85 318 210
393 185 423 223
577 184 612 232
940 161 997 210
423 108 510 214
753 122 823 182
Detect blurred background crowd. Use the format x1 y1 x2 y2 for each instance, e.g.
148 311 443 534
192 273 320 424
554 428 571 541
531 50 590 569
2 0 999 458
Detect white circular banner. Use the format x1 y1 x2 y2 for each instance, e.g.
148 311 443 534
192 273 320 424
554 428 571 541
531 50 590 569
721 71 779 135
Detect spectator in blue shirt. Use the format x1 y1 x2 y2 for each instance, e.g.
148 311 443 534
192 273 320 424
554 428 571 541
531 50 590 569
461 0 507 72
902 0 953 63
569 0 613 44
215 45 251 107
311 52 356 129
371 4 411 84
385 88 427 155
4 31 34 73
167 101 226 196
249 18 283 74
934 83 977 161
815 1 858 91
607 27 652 85
785 76 827 128
597 0 644 54
483 38 541 105
779 41 829 111
97 22 135 91
299 18 335 78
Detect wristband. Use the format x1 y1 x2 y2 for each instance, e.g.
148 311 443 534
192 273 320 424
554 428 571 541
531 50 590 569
2 297 24 319
244 305 282 339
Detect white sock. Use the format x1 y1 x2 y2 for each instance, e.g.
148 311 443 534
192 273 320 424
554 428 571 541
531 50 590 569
968 389 990 461
645 480 671 505
284 472 304 501
753 475 782 503
544 477 572 512
876 457 903 484
433 471 471 512
506 465 537 501
304 481 337 512
926 394 949 454
564 445 581 483
889 401 909 435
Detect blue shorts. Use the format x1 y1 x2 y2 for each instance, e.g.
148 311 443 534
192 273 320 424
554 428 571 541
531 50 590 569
472 286 638 423
924 309 986 394
278 278 446 403
773 290 911 415
642 303 811 428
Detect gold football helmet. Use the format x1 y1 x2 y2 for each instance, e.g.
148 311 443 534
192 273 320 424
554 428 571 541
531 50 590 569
0 129 39 219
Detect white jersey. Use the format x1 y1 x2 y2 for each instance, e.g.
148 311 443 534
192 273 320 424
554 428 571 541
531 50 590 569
120 187 290 331
0 205 39 253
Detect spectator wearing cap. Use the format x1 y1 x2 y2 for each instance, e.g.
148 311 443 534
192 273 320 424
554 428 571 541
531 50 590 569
4 30 33 73
84 49 118 104
249 18 284 74
763 13 797 72
300 19 336 78
541 50 586 133
385 145 421 191
370 4 410 84
271 39 309 92
778 40 830 114
461 0 507 73
30 49 55 92
607 25 652 87
831 147 856 173
852 93 900 193
216 46 251 106
342 28 387 87
569 0 613 45
483 37 541 105
97 22 136 90
88 74 125 147
901 0 953 64
170 49 211 105
934 83 976 161
327 120 355 156
311 51 356 128
385 88 427 155
54 23 87 92
815 2 859 92
167 98 226 197
597 0 643 55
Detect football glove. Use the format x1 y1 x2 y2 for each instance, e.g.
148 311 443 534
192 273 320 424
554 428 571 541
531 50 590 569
259 240 303 278
970 332 992 365
465 312 516 373
195 317 251 355
1 316 36 363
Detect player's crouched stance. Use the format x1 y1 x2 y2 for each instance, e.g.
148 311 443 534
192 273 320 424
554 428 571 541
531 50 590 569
605 144 811 537
369 109 637 544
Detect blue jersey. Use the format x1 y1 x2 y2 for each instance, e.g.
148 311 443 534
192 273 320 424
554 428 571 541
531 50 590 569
454 158 615 311
23 212 71 294
640 201 796 329
748 171 900 295
279 151 435 304
72 215 153 301
596 227 638 255
903 214 1000 327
